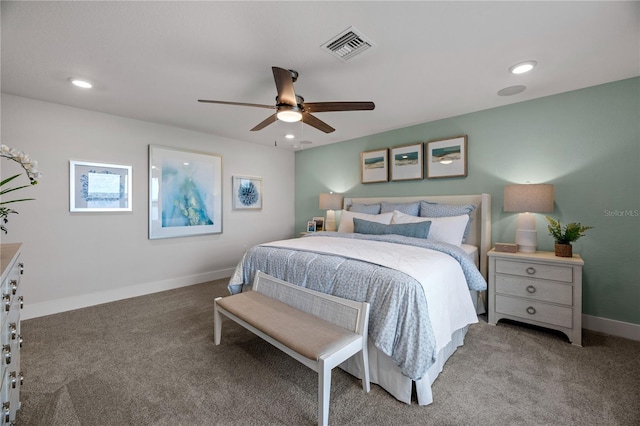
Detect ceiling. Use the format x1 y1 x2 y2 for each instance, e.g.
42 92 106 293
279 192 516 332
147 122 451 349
2 1 638 150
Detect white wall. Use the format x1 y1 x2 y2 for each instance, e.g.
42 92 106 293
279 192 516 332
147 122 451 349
1 94 295 319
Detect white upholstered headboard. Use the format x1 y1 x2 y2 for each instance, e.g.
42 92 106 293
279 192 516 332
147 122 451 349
343 193 492 279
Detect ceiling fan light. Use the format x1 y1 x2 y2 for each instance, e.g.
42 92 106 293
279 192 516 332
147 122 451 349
277 109 302 122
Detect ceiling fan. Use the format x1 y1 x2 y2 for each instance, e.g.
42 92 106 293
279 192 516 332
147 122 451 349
198 66 375 134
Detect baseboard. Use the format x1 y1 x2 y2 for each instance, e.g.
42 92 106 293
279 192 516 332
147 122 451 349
582 314 640 341
21 268 235 320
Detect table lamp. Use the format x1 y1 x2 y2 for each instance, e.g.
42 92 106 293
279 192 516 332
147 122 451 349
504 184 554 253
319 192 343 232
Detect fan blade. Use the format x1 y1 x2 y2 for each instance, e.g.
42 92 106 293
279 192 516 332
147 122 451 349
302 112 335 133
198 99 276 110
303 101 375 113
272 67 297 106
250 114 278 131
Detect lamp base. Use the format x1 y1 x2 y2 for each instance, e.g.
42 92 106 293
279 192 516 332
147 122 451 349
325 210 337 232
516 229 537 253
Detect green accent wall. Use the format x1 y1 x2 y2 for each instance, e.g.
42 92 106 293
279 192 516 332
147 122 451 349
295 77 640 325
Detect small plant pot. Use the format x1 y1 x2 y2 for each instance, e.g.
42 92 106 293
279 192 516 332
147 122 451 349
555 243 573 257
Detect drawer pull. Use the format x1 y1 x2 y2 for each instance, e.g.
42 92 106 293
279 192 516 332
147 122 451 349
19 262 24 275
3 345 11 365
526 267 536 275
18 296 24 309
526 306 537 315
9 372 17 389
3 402 9 423
8 323 17 340
526 285 537 294
9 280 18 295
3 294 10 312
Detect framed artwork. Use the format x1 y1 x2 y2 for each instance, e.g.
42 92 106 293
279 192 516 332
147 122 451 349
390 143 423 181
148 145 222 239
312 216 325 232
360 148 389 183
69 160 132 212
232 176 262 210
307 221 316 232
425 135 468 179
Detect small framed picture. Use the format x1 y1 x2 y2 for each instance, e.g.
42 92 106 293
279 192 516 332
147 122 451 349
307 221 317 232
70 160 132 212
313 217 325 232
232 176 262 210
390 143 423 181
425 135 468 179
360 148 389 183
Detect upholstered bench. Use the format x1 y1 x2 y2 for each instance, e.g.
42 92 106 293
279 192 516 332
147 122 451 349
214 271 370 426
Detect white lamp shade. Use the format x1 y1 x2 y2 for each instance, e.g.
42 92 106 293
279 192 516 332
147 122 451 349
319 193 343 211
504 184 554 213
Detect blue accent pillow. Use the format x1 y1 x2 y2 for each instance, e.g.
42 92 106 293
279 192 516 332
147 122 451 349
353 217 431 239
348 203 381 214
380 201 420 216
419 201 476 241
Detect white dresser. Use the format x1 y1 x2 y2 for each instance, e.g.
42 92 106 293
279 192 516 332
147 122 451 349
0 244 23 425
488 248 583 346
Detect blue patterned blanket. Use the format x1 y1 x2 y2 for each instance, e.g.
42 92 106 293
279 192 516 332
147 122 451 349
228 232 486 380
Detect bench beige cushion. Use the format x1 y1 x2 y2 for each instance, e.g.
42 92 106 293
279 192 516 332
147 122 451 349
217 291 360 361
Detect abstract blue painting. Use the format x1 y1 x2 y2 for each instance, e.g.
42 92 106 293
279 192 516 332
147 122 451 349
149 146 222 238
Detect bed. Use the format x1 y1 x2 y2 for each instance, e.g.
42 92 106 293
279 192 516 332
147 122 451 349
228 194 491 405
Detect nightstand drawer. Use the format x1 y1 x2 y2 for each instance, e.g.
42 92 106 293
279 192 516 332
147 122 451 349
495 259 573 282
495 275 572 305
495 295 572 328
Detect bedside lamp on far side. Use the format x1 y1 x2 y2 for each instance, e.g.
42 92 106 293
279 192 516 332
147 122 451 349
319 192 343 232
504 184 554 253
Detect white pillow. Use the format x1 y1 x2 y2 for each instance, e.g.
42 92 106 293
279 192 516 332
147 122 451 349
392 210 469 246
337 210 393 233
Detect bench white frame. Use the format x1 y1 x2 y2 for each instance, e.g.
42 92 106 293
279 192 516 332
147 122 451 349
214 271 371 426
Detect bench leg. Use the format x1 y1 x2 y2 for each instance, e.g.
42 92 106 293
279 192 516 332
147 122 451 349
360 340 370 393
214 297 222 345
318 360 330 426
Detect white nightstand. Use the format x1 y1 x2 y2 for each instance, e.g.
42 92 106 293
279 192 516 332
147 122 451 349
488 248 584 346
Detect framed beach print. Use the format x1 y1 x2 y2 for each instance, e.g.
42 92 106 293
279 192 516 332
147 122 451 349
307 221 316 232
148 145 222 239
232 176 262 210
69 160 132 212
360 148 389 183
425 135 468 179
390 143 423 181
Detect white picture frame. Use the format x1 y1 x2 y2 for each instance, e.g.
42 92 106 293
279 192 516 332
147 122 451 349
69 160 132 212
149 145 222 239
232 176 263 210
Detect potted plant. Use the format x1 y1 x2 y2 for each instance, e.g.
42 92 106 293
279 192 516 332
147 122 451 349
545 216 593 257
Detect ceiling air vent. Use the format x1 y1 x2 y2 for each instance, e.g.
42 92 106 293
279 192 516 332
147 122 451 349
321 27 375 62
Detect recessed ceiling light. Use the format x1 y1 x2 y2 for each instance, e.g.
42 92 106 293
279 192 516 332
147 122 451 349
497 85 527 96
69 78 93 89
300 140 313 145
285 134 295 139
509 61 537 75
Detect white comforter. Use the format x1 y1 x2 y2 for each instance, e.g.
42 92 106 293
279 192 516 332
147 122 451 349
263 235 479 354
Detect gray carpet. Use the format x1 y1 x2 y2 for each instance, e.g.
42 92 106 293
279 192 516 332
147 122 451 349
16 279 640 425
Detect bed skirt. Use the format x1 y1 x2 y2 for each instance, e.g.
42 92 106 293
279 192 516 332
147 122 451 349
339 325 469 405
